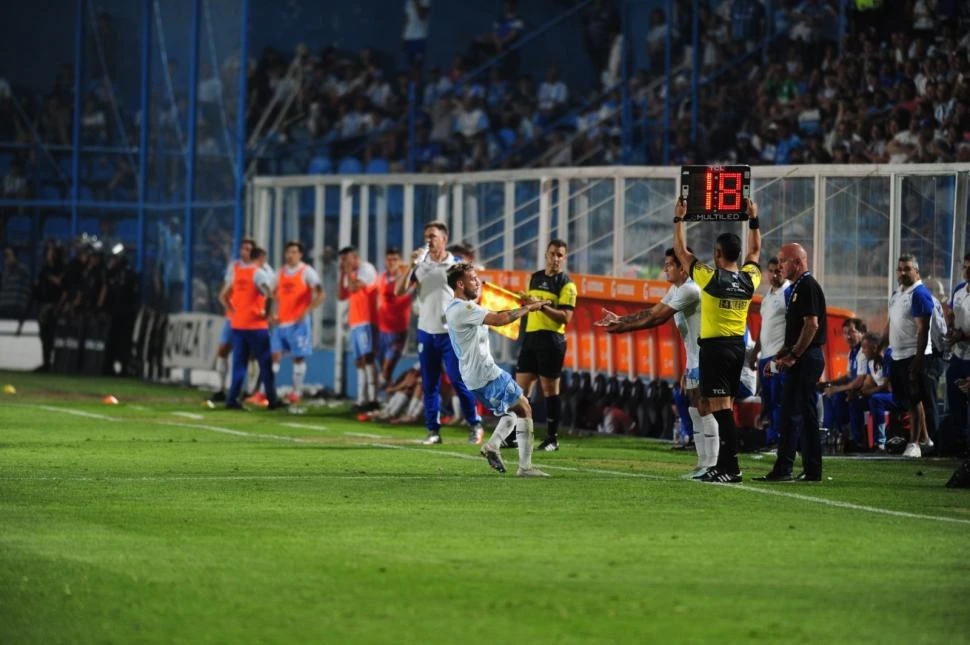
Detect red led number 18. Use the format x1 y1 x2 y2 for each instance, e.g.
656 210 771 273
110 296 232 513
717 172 742 211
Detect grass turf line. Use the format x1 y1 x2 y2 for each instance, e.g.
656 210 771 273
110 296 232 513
1 371 968 644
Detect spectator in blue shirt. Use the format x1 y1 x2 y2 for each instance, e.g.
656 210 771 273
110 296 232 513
730 0 765 53
773 120 802 164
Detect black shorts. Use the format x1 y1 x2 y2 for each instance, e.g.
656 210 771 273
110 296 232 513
889 355 932 410
516 332 567 379
698 336 745 398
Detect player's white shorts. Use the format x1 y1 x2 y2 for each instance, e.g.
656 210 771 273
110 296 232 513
472 370 523 416
684 366 700 391
349 323 375 359
271 319 313 358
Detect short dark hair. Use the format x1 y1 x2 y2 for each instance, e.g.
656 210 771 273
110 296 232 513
446 262 474 290
664 246 693 267
285 240 304 254
715 232 742 263
897 253 919 270
338 246 357 256
842 317 867 333
767 256 779 266
548 238 567 251
250 247 266 260
241 237 256 248
424 220 449 236
386 247 401 256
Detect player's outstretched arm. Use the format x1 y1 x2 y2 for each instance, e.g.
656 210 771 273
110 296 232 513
482 300 545 327
608 303 677 334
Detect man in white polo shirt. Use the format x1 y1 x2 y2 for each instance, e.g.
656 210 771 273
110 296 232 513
883 254 935 458
395 220 483 445
752 256 790 446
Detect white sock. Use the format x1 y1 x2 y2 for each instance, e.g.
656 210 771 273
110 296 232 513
247 362 260 394
487 412 518 450
387 391 408 417
356 368 366 404
292 361 306 395
406 396 423 418
702 414 720 469
366 366 377 402
451 395 464 423
516 417 535 470
217 357 229 391
688 407 705 468
272 361 280 375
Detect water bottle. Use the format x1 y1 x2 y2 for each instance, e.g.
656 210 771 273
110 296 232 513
416 242 430 263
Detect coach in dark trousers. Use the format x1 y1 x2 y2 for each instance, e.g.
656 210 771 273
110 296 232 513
756 243 827 482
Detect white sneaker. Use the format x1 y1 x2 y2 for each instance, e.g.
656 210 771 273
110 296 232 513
516 467 551 477
902 442 922 458
681 467 708 480
920 439 935 452
468 425 484 445
422 433 442 445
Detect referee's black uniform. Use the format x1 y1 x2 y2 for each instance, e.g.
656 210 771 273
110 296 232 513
774 273 827 480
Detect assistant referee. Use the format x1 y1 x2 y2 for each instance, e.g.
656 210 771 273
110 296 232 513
515 239 577 452
673 197 761 483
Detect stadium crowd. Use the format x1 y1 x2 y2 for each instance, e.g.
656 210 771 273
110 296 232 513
3 0 970 201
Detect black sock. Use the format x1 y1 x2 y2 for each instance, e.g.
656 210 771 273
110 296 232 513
713 408 739 474
546 395 561 439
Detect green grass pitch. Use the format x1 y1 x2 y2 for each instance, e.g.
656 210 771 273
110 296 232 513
1 370 968 644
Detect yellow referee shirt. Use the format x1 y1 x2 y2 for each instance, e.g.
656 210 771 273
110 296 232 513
690 261 761 339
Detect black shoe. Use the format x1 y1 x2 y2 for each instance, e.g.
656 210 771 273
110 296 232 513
795 472 822 482
480 446 506 473
536 436 559 452
225 402 244 410
211 390 227 402
698 468 742 483
753 471 794 483
945 460 970 488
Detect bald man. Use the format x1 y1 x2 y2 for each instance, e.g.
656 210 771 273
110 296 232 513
756 243 828 482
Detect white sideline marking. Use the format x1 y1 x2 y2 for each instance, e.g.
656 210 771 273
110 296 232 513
345 431 390 439
23 403 970 526
282 422 329 432
32 405 119 422
370 442 667 479
171 412 205 420
157 421 312 443
730 484 970 525
0 474 459 482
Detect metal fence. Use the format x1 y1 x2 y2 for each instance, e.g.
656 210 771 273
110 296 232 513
251 164 970 380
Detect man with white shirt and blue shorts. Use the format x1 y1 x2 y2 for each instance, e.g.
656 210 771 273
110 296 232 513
597 247 717 478
445 262 549 477
395 221 483 445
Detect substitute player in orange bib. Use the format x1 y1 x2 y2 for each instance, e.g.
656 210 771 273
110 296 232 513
271 241 324 403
